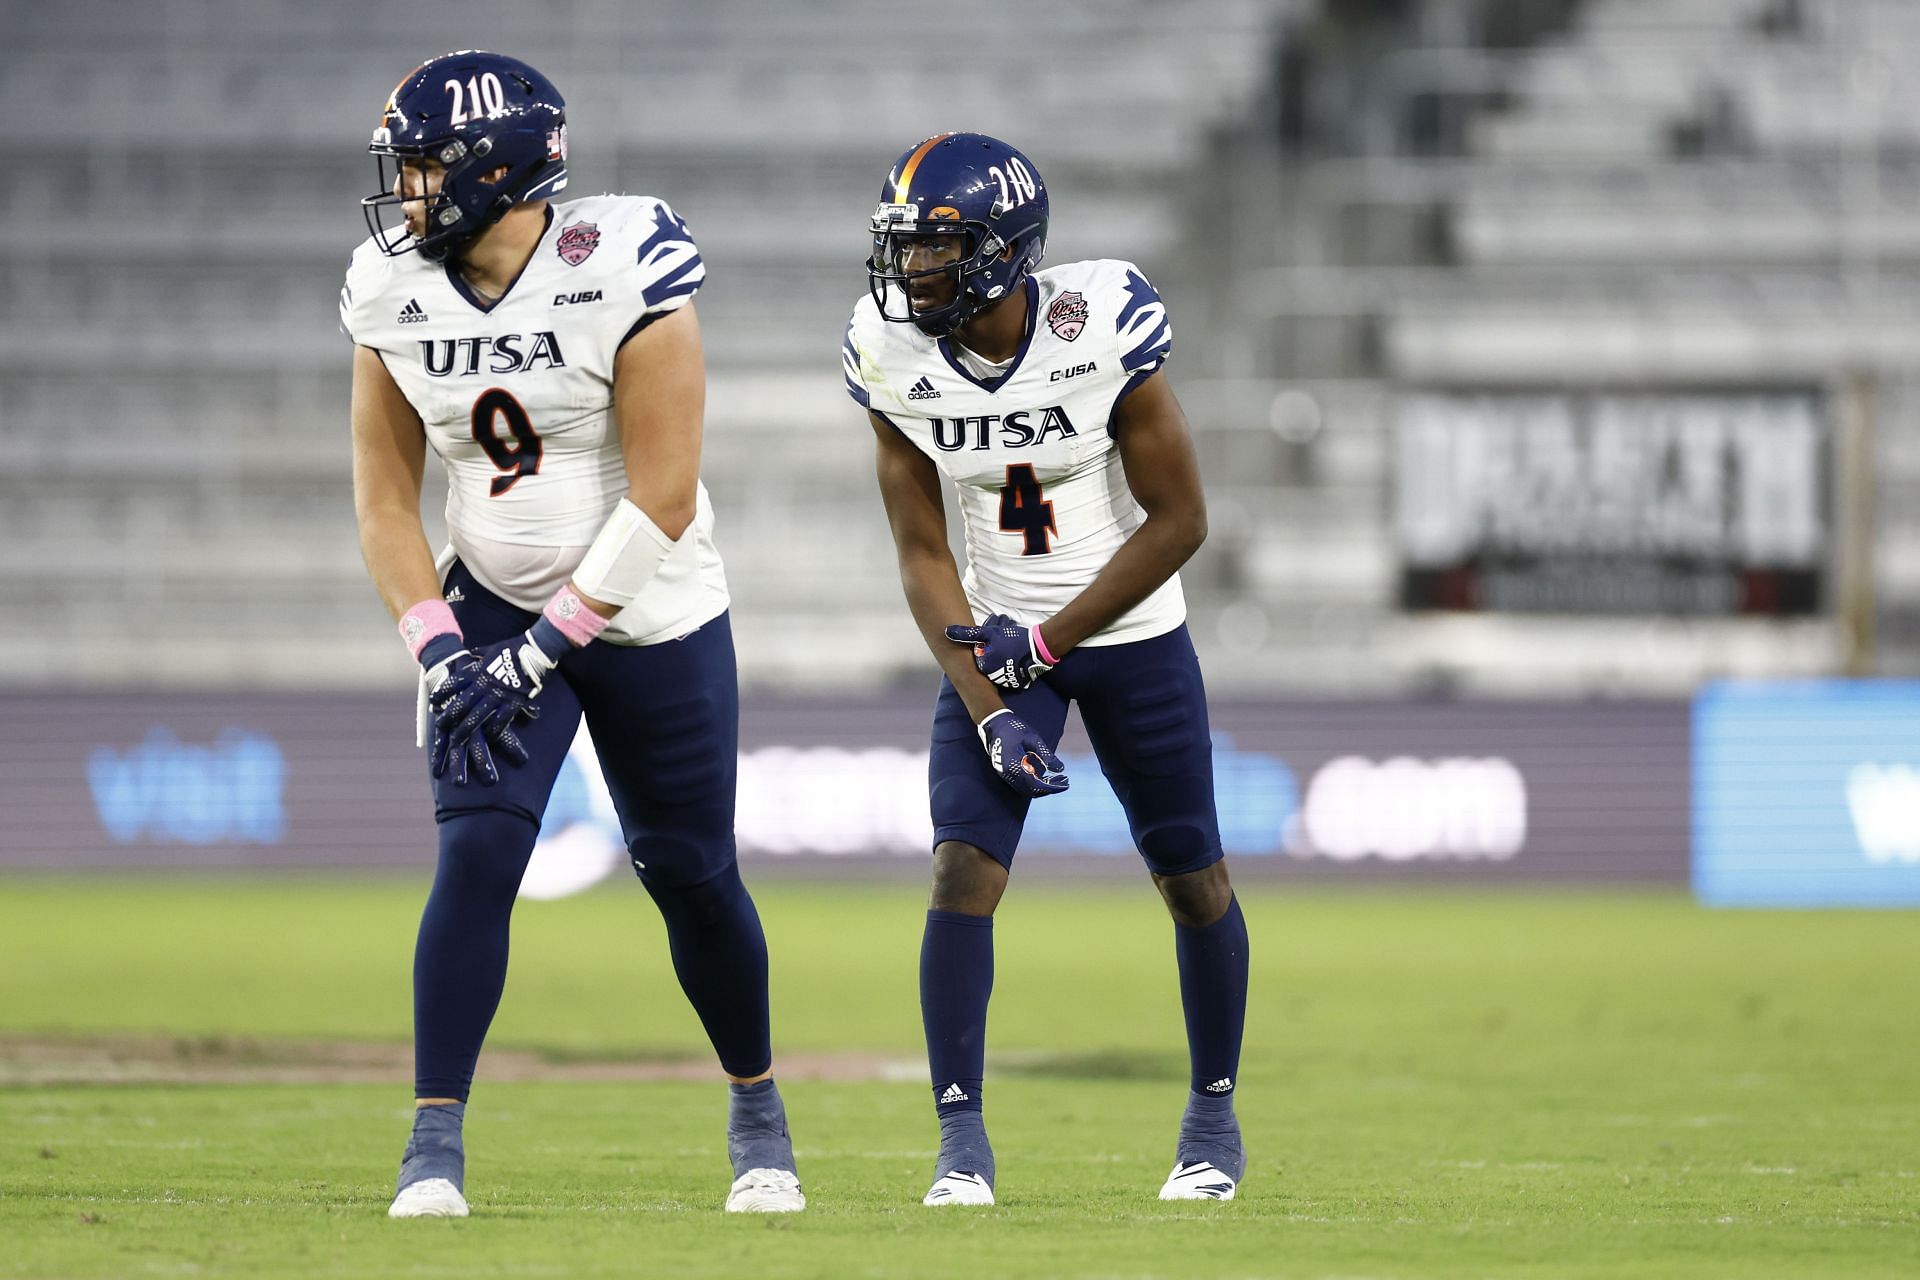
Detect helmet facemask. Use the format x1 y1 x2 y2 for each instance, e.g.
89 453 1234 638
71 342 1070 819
362 133 525 264
867 204 1009 337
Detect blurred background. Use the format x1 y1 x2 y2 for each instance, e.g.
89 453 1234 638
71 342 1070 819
3 0 1917 904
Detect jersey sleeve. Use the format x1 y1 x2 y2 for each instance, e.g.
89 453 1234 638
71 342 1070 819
338 241 389 346
842 311 871 408
337 264 355 342
632 200 705 314
1114 265 1172 378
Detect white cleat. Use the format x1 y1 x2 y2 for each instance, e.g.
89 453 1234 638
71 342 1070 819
388 1177 469 1218
725 1168 806 1213
923 1171 995 1206
1158 1161 1237 1201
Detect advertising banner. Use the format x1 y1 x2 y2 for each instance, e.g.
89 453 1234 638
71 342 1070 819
1693 681 1920 907
1397 390 1825 615
0 693 1689 891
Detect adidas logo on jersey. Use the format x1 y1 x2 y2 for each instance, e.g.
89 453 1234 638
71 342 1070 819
397 298 429 324
939 1083 970 1105
907 376 940 401
1205 1077 1233 1093
485 651 522 689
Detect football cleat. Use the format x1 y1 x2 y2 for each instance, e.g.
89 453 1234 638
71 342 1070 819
388 1177 470 1218
923 1170 995 1206
1158 1160 1236 1201
724 1167 806 1213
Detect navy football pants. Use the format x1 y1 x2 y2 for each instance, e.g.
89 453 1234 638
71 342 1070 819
411 561 768 1100
928 622 1223 875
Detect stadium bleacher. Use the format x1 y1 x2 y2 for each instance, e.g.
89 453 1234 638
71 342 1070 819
6 0 1915 692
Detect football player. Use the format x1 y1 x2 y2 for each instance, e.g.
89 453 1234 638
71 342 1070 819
342 51 801 1218
844 133 1251 1204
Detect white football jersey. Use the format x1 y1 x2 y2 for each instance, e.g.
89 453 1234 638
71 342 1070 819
844 259 1185 647
341 193 728 645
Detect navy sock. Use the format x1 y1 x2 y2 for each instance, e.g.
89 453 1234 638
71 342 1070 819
921 909 995 1183
396 1101 467 1193
646 864 773 1078
1174 894 1248 1098
727 1078 796 1177
413 811 538 1101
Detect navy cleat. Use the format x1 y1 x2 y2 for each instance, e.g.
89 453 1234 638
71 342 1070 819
724 1079 805 1213
389 1102 469 1218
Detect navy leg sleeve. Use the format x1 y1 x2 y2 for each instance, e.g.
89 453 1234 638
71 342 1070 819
568 613 773 1077
412 809 538 1101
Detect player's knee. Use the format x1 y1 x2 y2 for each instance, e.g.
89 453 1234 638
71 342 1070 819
645 862 754 932
928 842 1008 916
1154 859 1232 927
434 810 538 902
1137 817 1215 872
627 831 734 891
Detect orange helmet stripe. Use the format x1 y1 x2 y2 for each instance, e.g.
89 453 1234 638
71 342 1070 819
378 63 425 126
892 132 954 202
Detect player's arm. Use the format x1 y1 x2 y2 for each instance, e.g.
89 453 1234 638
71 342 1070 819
871 411 1006 723
951 369 1205 690
876 412 1070 796
524 301 707 640
349 345 442 621
351 346 526 784
1039 370 1206 653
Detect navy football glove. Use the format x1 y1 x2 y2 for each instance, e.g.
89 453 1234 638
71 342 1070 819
975 708 1069 798
429 630 558 786
946 614 1053 692
421 641 484 783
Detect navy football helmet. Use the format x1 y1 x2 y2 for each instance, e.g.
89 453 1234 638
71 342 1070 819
867 132 1049 336
362 51 568 262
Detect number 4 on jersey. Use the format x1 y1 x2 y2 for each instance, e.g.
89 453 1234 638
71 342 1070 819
999 463 1055 555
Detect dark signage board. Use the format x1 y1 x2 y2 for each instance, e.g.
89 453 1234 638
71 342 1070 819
1397 391 1824 615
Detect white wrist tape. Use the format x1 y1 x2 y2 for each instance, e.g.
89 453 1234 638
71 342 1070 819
570 497 679 608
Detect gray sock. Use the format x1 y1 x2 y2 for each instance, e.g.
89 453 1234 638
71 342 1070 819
727 1079 796 1177
934 1109 996 1187
396 1102 466 1194
1175 1090 1244 1182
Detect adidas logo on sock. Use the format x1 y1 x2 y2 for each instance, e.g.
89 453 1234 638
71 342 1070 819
1205 1077 1233 1093
398 298 429 324
938 1083 969 1105
907 375 940 400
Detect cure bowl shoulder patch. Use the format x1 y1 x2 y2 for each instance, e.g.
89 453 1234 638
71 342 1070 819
556 221 600 266
1047 290 1089 341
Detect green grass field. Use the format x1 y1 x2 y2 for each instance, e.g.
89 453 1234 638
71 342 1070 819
2 875 1916 1279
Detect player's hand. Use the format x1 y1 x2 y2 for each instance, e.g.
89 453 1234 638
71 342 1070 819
946 614 1053 692
975 708 1069 798
430 633 556 785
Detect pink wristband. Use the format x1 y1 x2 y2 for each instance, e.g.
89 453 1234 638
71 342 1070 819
544 587 613 647
398 599 461 660
1031 622 1059 667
